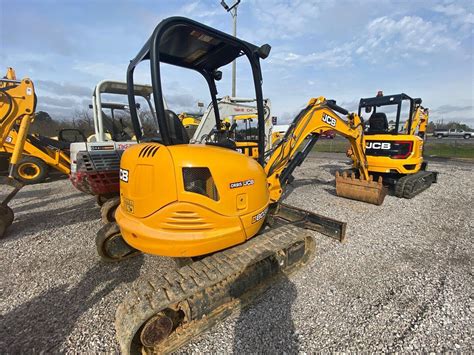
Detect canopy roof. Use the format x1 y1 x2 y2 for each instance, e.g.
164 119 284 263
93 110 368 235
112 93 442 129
130 17 263 72
95 80 153 97
359 93 416 108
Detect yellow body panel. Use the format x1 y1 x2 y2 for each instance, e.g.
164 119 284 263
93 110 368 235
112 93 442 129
364 134 424 174
116 143 269 257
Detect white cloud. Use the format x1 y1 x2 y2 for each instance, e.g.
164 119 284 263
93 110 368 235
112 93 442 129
432 2 474 27
36 80 91 97
362 16 458 56
72 62 129 82
432 104 473 115
269 44 353 68
269 14 462 69
244 0 333 40
180 1 221 19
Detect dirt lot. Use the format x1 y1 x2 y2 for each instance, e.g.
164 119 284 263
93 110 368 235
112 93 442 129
0 153 472 353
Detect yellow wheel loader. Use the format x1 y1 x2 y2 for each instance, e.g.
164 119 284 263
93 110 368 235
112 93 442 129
0 68 37 237
1 129 71 184
95 17 385 354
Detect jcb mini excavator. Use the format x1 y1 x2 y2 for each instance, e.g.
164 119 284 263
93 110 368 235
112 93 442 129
342 92 438 199
96 17 384 354
0 68 37 237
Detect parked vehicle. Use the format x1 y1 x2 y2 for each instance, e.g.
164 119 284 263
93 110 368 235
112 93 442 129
433 129 472 139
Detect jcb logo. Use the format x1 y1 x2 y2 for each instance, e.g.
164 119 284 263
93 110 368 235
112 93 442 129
366 142 391 150
119 168 129 182
322 113 336 127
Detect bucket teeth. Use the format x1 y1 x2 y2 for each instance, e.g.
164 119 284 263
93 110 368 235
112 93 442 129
335 171 387 205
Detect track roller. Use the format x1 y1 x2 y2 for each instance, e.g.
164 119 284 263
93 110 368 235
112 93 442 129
96 222 141 262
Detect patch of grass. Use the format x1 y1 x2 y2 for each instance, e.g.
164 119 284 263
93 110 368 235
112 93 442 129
312 139 350 153
424 142 474 159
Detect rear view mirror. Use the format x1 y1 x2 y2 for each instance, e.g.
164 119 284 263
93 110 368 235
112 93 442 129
59 129 86 143
257 44 271 59
365 106 372 114
213 70 222 81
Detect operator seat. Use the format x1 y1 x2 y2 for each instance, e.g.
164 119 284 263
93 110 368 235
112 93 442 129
165 109 189 144
368 112 388 134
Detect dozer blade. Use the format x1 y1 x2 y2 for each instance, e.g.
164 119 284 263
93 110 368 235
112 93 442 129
335 171 387 205
271 203 346 242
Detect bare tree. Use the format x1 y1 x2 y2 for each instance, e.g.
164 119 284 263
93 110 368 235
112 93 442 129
72 108 94 137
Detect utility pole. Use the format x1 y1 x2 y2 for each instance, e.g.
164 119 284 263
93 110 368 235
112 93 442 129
220 0 241 97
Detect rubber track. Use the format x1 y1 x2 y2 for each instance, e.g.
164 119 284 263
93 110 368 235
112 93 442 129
115 224 313 354
395 171 436 199
394 174 410 198
402 171 436 199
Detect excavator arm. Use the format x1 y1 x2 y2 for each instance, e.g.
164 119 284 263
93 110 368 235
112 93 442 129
0 68 37 173
265 97 386 205
0 68 37 236
405 106 429 137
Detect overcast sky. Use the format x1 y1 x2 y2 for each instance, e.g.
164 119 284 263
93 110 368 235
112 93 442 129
1 0 473 126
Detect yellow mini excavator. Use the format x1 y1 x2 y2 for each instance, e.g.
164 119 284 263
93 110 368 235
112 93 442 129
0 68 37 237
96 17 385 354
343 92 438 199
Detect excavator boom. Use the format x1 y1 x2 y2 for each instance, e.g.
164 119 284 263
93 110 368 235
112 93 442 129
0 68 37 237
265 97 386 205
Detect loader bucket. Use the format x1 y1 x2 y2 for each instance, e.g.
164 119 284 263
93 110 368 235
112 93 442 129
335 171 387 205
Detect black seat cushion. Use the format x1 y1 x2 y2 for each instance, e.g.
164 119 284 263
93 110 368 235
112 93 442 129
165 110 189 144
368 112 388 134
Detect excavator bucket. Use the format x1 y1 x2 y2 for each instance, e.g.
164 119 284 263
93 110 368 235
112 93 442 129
335 171 387 205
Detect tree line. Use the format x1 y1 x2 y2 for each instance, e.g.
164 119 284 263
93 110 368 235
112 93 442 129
30 110 472 139
30 109 157 139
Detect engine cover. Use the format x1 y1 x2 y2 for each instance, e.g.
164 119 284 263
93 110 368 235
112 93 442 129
116 143 270 257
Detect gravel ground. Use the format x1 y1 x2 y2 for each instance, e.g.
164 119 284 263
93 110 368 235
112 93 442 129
0 153 472 353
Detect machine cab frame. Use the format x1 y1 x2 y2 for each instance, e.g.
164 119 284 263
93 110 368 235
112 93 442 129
126 16 271 165
358 93 422 135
